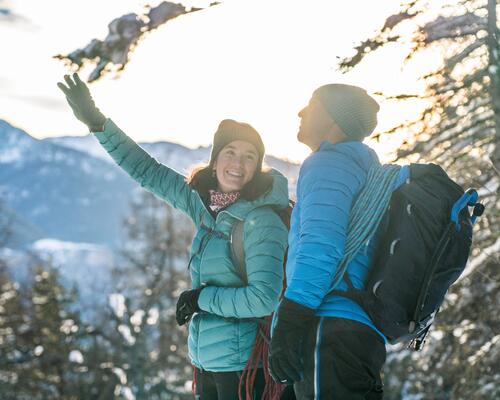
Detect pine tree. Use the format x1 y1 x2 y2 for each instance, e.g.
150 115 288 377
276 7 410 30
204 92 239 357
22 264 82 399
90 191 193 399
339 1 500 398
339 0 499 238
0 264 31 399
0 257 91 400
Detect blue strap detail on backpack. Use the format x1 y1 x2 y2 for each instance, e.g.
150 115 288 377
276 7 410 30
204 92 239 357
451 188 483 230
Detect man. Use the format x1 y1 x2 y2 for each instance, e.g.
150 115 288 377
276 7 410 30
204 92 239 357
269 84 388 399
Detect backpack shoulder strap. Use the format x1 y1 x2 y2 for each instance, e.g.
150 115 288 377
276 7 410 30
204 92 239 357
230 219 247 285
230 203 294 285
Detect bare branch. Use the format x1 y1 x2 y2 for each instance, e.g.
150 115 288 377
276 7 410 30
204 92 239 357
381 1 420 32
374 92 424 100
431 69 488 96
338 35 400 71
446 40 485 71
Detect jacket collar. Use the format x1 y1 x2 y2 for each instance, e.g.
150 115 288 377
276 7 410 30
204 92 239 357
314 140 380 172
222 168 289 220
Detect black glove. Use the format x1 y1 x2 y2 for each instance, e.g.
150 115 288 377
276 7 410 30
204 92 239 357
176 287 203 326
57 73 106 132
268 298 315 384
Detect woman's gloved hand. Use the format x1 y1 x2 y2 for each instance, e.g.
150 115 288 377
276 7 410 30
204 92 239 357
57 73 106 132
176 287 203 326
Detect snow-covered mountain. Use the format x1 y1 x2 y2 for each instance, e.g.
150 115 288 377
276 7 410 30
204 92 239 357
48 133 212 174
0 120 136 247
49 133 299 186
0 119 299 249
0 200 44 247
0 119 300 320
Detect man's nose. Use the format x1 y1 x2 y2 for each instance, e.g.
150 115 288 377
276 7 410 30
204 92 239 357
298 107 306 118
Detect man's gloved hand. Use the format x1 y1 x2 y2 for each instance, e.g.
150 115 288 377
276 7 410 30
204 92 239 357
57 73 106 132
176 287 203 326
269 298 316 385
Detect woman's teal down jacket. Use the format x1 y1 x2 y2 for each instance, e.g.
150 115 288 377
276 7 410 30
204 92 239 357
94 120 289 372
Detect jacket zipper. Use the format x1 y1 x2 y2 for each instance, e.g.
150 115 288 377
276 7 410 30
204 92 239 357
191 191 244 368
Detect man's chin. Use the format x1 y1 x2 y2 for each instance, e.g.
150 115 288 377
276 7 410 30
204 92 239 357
297 130 304 144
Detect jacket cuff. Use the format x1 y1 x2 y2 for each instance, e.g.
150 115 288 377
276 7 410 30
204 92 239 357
92 118 114 138
93 119 128 153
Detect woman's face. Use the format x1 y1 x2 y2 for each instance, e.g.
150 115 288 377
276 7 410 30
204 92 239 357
214 140 259 193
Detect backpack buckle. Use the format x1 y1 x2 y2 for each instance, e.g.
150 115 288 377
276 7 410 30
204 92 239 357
451 189 480 231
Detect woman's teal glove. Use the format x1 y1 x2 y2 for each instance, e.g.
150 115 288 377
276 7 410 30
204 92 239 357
57 73 106 132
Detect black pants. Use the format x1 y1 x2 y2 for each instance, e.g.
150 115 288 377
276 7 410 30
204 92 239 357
194 367 265 400
294 317 386 400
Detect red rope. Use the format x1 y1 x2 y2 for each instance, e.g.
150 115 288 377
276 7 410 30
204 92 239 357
239 260 289 400
192 365 197 397
239 318 286 400
232 203 294 399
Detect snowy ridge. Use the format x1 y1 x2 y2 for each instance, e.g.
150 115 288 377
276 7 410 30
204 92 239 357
47 134 299 182
0 119 299 247
0 120 38 164
49 134 113 163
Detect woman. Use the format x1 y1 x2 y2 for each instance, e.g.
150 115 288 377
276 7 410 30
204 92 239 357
57 74 289 399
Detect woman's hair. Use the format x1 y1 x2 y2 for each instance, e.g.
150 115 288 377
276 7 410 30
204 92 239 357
187 163 273 203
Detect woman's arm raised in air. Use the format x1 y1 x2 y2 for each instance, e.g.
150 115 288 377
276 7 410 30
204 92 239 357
57 73 201 221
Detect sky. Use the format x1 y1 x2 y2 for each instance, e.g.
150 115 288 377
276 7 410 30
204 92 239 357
0 0 438 162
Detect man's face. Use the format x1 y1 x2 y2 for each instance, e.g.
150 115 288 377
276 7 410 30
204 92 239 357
297 96 335 150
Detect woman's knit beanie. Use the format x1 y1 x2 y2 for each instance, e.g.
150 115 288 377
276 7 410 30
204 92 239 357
313 84 380 140
209 119 265 169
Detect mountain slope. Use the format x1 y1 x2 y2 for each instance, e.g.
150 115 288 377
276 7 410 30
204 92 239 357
0 120 299 248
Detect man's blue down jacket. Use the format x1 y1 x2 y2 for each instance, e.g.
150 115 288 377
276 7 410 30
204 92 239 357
284 140 408 340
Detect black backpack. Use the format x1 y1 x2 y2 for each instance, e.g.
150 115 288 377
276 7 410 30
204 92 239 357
332 163 485 350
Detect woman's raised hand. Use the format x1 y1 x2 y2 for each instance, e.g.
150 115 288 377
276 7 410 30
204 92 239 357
57 73 106 132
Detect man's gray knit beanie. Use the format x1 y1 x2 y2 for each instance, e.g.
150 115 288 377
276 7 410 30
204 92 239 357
313 84 380 140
